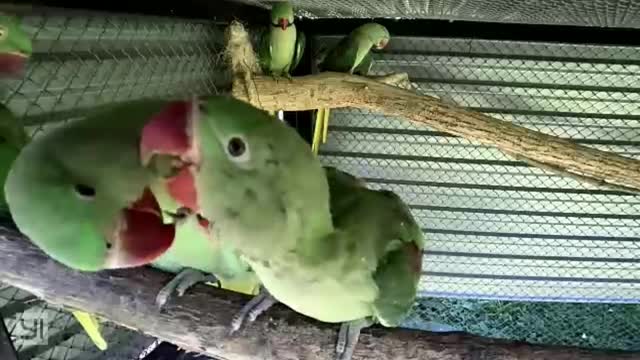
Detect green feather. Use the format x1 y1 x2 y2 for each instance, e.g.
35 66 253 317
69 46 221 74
0 104 28 210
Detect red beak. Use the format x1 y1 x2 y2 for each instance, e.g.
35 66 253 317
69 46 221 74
0 53 28 79
104 188 175 269
278 18 289 30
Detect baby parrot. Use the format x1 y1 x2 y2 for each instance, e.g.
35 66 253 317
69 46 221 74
162 95 423 360
257 1 305 120
312 23 390 153
0 13 32 78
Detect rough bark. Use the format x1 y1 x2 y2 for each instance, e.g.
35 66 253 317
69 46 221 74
231 72 640 193
0 230 635 360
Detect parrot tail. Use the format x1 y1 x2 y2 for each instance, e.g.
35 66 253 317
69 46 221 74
219 278 261 296
72 310 108 350
312 107 331 154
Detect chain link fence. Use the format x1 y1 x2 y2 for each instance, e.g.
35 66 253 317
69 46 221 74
0 3 639 358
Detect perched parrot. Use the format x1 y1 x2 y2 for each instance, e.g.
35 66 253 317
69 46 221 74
0 13 32 78
257 1 305 78
5 99 259 349
256 1 305 120
151 95 424 360
312 23 390 153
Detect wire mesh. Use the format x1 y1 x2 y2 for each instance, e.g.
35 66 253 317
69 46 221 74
312 35 640 351
0 9 230 360
239 0 640 29
1 8 229 137
0 4 639 358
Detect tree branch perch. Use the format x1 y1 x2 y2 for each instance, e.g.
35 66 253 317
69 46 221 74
0 230 635 360
231 72 640 194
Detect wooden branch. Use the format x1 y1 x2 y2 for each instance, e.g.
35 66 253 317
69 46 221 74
232 72 640 193
0 230 635 360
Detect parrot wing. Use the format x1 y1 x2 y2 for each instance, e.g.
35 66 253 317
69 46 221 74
291 30 305 72
352 52 373 76
318 35 358 73
326 167 424 327
0 104 28 209
256 27 271 74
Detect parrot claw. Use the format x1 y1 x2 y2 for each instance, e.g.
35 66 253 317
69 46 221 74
155 268 220 309
229 287 277 335
335 319 372 360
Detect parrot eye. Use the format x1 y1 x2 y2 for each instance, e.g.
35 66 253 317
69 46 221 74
0 26 7 41
74 184 96 200
227 137 246 157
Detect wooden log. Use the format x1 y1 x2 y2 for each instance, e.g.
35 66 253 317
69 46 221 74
231 72 640 193
0 229 635 360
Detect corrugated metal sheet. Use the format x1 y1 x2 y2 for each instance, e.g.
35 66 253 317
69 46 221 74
314 35 640 303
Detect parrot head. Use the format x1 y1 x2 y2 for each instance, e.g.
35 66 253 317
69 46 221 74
139 96 331 253
193 96 331 252
359 23 390 50
0 14 32 78
270 1 294 31
5 116 175 272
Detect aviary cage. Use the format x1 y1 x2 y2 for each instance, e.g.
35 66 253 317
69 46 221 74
0 1 638 359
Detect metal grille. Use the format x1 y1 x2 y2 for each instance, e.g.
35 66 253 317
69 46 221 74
1 6 639 357
239 0 640 28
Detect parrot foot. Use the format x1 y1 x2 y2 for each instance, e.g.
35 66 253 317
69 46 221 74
229 287 277 334
155 268 220 309
335 319 372 360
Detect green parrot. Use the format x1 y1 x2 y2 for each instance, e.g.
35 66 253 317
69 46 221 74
257 1 305 120
257 1 305 78
312 23 390 153
0 13 32 78
4 100 177 272
5 99 260 349
167 95 423 360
